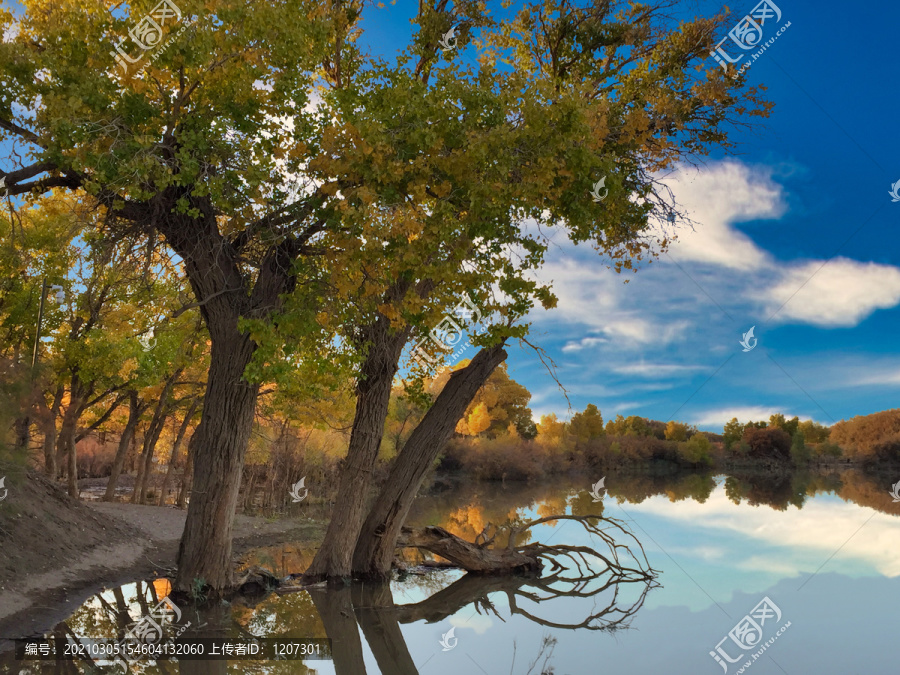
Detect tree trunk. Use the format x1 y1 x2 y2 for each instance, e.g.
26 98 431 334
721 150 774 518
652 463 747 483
40 384 64 478
177 431 195 509
174 329 259 593
13 416 30 451
57 374 85 497
303 318 411 582
132 370 182 503
160 398 199 506
352 343 507 579
104 391 145 501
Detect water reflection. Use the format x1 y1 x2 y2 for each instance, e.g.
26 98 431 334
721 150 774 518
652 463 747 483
4 467 898 673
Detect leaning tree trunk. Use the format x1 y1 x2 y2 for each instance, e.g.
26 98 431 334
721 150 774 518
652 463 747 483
104 391 145 501
303 318 411 582
132 373 180 504
352 343 508 579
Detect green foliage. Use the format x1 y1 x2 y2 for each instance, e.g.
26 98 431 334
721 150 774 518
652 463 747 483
723 417 743 450
570 404 604 443
678 432 712 466
605 415 654 437
769 414 800 437
798 419 830 444
790 432 811 465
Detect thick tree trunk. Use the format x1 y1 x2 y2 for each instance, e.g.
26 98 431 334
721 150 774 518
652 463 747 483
303 319 411 582
158 197 301 594
352 343 507 578
174 330 259 593
160 399 199 506
104 391 145 501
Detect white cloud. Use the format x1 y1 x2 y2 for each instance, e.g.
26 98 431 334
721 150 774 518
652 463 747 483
762 257 900 327
610 362 709 377
690 406 788 428
561 336 608 353
665 161 785 271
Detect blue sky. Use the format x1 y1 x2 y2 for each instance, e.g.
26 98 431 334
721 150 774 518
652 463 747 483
362 0 900 432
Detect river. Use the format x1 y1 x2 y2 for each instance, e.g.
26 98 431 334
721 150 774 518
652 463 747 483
4 467 898 673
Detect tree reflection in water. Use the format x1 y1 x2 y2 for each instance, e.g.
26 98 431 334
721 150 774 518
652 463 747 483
301 513 658 675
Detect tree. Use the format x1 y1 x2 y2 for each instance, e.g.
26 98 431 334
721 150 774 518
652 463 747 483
606 415 653 437
742 427 791 462
664 420 691 442
798 419 830 445
769 414 799 438
790 431 810 465
454 363 534 439
723 417 743 450
537 413 569 447
1 0 771 590
570 404 604 443
678 432 711 465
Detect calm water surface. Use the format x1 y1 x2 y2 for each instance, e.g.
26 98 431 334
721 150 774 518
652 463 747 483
6 468 899 674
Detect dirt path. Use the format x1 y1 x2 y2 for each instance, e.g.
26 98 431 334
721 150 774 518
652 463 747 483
0 472 322 644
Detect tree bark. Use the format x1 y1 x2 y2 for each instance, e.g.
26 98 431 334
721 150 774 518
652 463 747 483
303 317 411 582
160 398 199 506
352 343 507 579
104 391 146 501
397 525 541 574
157 200 297 594
173 328 259 593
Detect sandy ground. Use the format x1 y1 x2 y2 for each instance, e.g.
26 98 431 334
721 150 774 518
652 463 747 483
0 471 322 644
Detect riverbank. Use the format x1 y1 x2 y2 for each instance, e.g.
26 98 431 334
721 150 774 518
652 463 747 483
0 470 324 644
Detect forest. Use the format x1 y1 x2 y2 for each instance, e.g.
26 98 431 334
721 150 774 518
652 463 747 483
0 0 895 648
